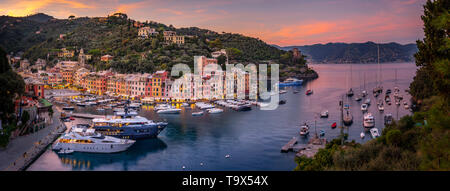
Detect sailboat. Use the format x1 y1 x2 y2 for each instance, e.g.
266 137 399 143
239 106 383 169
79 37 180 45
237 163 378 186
378 100 384 112
373 44 383 94
347 64 354 97
342 96 353 125
361 73 367 97
306 81 313 95
354 71 362 101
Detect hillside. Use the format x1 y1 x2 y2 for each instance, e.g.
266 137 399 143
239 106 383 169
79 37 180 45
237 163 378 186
0 13 293 74
277 42 418 63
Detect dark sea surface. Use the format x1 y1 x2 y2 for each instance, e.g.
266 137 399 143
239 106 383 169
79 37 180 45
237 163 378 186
28 63 417 171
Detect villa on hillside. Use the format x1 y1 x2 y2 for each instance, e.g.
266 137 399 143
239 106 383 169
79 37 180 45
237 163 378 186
163 31 185 45
101 54 114 62
138 27 158 38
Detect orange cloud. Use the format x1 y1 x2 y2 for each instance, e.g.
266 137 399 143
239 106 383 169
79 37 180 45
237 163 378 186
275 22 337 38
0 0 93 16
115 1 148 14
156 8 184 16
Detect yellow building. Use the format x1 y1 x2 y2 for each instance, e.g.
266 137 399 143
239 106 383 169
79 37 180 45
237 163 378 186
163 31 184 44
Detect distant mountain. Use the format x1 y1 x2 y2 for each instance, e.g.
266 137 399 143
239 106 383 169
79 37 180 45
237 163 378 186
24 13 54 23
275 42 418 63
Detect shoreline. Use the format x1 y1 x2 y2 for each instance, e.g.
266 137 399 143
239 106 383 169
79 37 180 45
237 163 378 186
0 107 67 171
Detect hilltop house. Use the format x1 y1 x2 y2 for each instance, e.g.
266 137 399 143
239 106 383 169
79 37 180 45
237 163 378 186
138 27 158 38
101 54 114 62
163 31 185 45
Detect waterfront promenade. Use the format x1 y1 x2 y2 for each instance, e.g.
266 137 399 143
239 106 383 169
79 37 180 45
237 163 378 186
0 107 66 171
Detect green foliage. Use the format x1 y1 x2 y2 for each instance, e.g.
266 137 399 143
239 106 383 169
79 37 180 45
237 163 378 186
21 110 30 125
410 0 450 100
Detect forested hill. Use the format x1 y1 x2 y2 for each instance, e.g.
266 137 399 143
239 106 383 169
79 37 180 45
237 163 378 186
276 42 418 63
0 13 289 73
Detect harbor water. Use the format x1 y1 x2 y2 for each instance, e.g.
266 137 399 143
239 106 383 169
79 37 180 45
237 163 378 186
28 63 417 171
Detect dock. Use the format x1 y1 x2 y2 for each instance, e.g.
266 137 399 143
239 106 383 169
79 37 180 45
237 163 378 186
295 137 327 158
281 137 298 152
69 113 105 119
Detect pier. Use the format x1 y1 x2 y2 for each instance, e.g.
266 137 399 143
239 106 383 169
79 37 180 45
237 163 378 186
69 113 105 119
281 137 298 152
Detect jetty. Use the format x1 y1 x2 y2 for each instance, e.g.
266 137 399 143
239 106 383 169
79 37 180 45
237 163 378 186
295 137 327 158
69 113 105 119
281 137 298 152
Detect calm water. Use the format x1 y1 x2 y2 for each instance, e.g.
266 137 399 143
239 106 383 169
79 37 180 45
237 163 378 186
28 63 417 171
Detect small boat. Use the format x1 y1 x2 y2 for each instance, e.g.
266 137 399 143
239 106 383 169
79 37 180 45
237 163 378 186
361 104 368 112
363 113 375 128
378 103 384 112
62 106 75 111
279 90 287 94
278 100 286 105
384 114 393 125
76 103 87 107
157 108 181 114
364 98 371 105
386 89 392 94
293 90 300 94
354 95 362 102
58 149 74 154
370 128 380 138
320 110 329 118
299 123 310 136
207 108 223 114
192 111 204 116
346 88 354 97
360 132 365 139
362 90 367 97
225 154 231 158
305 90 313 95
331 122 337 129
69 117 75 121
343 109 353 125
374 92 380 97
404 104 409 109
319 130 325 137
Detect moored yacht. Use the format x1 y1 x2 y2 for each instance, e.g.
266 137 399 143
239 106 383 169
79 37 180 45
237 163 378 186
299 123 310 136
279 78 303 87
320 110 329 118
361 104 368 112
370 128 380 138
157 108 181 114
207 108 223 114
92 107 168 139
53 126 135 153
363 113 375 128
346 88 354 97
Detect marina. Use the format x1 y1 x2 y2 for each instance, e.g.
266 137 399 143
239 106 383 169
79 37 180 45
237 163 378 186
28 63 416 171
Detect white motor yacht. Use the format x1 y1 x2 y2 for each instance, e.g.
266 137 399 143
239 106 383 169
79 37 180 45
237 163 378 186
207 108 223 114
157 108 181 114
361 104 368 112
363 113 375 128
53 126 135 153
370 128 380 138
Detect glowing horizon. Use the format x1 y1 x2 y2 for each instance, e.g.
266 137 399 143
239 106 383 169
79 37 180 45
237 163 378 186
0 0 426 46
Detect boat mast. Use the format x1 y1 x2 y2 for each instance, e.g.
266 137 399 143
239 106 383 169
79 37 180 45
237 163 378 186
340 95 344 145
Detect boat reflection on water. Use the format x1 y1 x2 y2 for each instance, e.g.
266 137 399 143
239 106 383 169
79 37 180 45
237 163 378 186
56 138 168 170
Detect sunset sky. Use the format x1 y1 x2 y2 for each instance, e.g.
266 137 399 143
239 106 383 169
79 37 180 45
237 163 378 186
0 0 426 46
